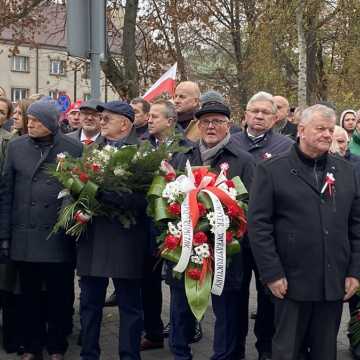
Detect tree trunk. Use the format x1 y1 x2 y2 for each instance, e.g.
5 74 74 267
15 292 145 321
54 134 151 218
230 0 248 108
296 0 307 107
122 0 139 100
169 0 187 80
101 56 126 99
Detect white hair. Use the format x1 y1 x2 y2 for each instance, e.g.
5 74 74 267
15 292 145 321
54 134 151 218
246 91 277 114
330 125 349 155
300 104 336 125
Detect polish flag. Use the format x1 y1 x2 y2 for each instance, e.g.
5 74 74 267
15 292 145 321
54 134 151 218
143 63 177 102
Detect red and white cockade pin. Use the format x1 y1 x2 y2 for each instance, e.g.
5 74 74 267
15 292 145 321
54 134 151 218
321 172 335 196
220 162 229 175
263 152 272 159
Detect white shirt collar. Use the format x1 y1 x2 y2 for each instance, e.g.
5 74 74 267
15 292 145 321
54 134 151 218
247 128 266 140
80 130 100 142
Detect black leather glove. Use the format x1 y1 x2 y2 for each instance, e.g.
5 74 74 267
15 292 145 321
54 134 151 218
96 190 124 207
96 190 147 212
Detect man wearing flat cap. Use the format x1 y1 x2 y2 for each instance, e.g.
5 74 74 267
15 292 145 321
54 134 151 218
67 99 104 145
167 101 255 360
0 100 82 360
76 101 148 360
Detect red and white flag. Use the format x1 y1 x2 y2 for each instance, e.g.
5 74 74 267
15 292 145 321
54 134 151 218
143 63 177 102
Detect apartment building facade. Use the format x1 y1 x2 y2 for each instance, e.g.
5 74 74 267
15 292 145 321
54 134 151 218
0 4 119 103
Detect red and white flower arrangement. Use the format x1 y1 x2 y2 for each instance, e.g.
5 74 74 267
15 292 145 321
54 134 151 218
147 160 248 319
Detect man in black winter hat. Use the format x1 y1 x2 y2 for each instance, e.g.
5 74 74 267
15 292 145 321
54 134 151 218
0 100 82 360
166 100 255 360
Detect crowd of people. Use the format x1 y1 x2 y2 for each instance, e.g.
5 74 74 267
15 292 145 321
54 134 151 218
0 82 359 360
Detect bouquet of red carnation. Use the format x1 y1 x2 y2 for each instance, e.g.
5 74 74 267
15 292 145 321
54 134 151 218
147 160 248 320
49 140 185 238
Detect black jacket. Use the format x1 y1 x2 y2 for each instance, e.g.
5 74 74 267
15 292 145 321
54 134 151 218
280 121 298 140
166 138 255 290
232 129 294 163
248 144 360 301
76 128 148 278
0 132 82 262
135 124 149 140
146 132 194 150
345 150 360 178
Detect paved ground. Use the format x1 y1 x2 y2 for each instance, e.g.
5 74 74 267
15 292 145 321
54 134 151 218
0 279 354 359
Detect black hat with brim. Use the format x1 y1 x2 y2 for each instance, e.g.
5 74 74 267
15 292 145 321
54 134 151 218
195 102 231 119
80 99 103 111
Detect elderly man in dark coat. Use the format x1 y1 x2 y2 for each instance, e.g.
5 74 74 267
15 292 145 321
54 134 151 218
168 102 255 360
232 91 293 360
248 104 360 360
76 101 148 360
0 100 82 360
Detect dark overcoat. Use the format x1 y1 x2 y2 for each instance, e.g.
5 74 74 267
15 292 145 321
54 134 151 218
76 129 148 279
232 129 293 162
248 145 360 301
166 138 255 290
0 132 82 263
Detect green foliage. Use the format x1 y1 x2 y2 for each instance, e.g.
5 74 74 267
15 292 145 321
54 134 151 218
185 269 212 321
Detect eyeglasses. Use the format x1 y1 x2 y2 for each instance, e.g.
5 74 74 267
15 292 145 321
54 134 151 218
246 109 274 116
199 119 229 127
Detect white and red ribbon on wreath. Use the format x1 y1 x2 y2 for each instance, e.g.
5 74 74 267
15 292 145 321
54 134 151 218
173 160 246 297
321 172 335 197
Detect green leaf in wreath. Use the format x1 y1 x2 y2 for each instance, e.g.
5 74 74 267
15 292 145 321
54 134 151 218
185 270 212 321
195 219 210 233
161 247 182 263
154 198 172 222
226 240 241 256
147 175 167 198
197 192 212 209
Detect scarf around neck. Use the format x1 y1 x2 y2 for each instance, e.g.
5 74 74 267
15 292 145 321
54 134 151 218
199 133 231 165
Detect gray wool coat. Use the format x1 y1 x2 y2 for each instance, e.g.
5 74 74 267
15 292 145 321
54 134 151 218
0 132 82 263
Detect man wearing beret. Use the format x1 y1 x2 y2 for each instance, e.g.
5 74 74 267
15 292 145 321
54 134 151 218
76 101 148 360
0 100 82 360
168 101 255 360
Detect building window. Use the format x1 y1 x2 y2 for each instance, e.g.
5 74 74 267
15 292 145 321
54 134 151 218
83 93 91 101
50 59 66 76
10 56 30 72
11 88 29 102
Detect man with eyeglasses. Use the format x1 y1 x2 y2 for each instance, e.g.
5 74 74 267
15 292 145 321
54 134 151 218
167 101 255 360
232 92 293 360
67 99 103 145
76 101 148 360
